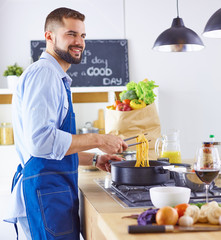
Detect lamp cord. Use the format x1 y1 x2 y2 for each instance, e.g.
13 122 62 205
123 0 126 39
176 0 179 17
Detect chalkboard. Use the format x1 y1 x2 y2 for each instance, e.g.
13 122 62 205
31 40 129 87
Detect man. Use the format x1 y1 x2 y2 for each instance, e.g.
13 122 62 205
6 7 127 240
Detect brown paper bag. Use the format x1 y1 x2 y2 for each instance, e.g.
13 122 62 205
105 102 161 159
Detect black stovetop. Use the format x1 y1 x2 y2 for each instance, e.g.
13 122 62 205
95 175 221 208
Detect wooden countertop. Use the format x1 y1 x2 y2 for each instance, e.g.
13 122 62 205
78 167 221 240
97 212 221 240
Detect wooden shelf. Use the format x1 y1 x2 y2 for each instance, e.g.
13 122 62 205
0 95 12 104
0 87 126 104
72 92 109 103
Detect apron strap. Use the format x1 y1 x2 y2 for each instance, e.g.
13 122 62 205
11 164 23 240
14 223 18 240
11 163 23 192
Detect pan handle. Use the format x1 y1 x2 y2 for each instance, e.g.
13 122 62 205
154 166 168 174
157 157 169 162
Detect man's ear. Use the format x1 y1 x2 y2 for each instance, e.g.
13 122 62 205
45 31 54 43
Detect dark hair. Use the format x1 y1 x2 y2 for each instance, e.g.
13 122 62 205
44 7 85 32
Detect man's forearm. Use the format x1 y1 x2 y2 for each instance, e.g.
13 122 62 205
65 133 101 156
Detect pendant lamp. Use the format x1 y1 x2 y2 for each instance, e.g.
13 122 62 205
203 8 221 38
153 0 204 52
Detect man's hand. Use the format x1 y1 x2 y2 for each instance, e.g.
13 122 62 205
95 154 123 172
98 134 128 154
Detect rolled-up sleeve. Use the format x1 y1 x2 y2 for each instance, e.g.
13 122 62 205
50 129 72 159
22 66 72 160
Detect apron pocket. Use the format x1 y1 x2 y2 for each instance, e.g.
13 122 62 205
37 186 74 236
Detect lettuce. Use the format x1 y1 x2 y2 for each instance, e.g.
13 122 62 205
124 79 158 105
126 81 137 91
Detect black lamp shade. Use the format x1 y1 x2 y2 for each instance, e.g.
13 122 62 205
203 8 221 38
153 17 204 52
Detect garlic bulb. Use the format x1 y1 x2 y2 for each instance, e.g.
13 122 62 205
178 216 194 226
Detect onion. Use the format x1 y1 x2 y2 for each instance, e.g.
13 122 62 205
156 206 179 225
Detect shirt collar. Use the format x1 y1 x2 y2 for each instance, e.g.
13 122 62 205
40 51 72 86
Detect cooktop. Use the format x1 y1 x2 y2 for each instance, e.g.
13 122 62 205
95 174 221 208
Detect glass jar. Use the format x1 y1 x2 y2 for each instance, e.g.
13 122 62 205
155 129 181 163
0 122 14 145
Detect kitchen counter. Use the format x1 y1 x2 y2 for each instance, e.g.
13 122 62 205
78 167 221 240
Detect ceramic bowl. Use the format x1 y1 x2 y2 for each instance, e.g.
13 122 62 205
149 186 191 208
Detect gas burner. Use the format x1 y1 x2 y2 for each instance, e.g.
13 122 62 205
95 177 221 208
111 184 150 203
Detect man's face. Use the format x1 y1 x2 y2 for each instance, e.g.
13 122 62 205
53 18 86 64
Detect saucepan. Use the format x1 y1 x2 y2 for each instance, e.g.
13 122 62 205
111 160 171 186
156 157 207 192
115 151 136 161
171 169 206 192
171 169 221 192
78 122 99 134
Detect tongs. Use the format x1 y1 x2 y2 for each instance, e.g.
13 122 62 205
128 142 145 147
124 133 148 142
124 133 150 147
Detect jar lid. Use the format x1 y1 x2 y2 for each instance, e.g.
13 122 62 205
203 141 221 146
1 122 12 126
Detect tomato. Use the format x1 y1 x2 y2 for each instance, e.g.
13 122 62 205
122 99 131 106
114 100 121 108
156 206 178 225
116 103 132 111
174 203 189 218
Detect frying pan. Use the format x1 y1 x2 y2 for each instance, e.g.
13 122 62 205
111 160 170 186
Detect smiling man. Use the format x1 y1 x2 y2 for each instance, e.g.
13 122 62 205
45 11 86 67
6 7 127 240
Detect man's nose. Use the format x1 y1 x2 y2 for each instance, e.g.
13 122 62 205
73 36 85 47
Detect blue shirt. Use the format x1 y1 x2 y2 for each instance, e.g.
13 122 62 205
6 52 73 222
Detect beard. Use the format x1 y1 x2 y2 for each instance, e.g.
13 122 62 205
54 44 83 64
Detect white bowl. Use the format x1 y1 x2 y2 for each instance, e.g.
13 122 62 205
149 186 191 208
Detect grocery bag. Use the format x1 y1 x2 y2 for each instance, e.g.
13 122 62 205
105 102 161 159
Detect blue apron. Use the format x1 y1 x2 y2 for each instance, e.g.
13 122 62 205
12 78 80 240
